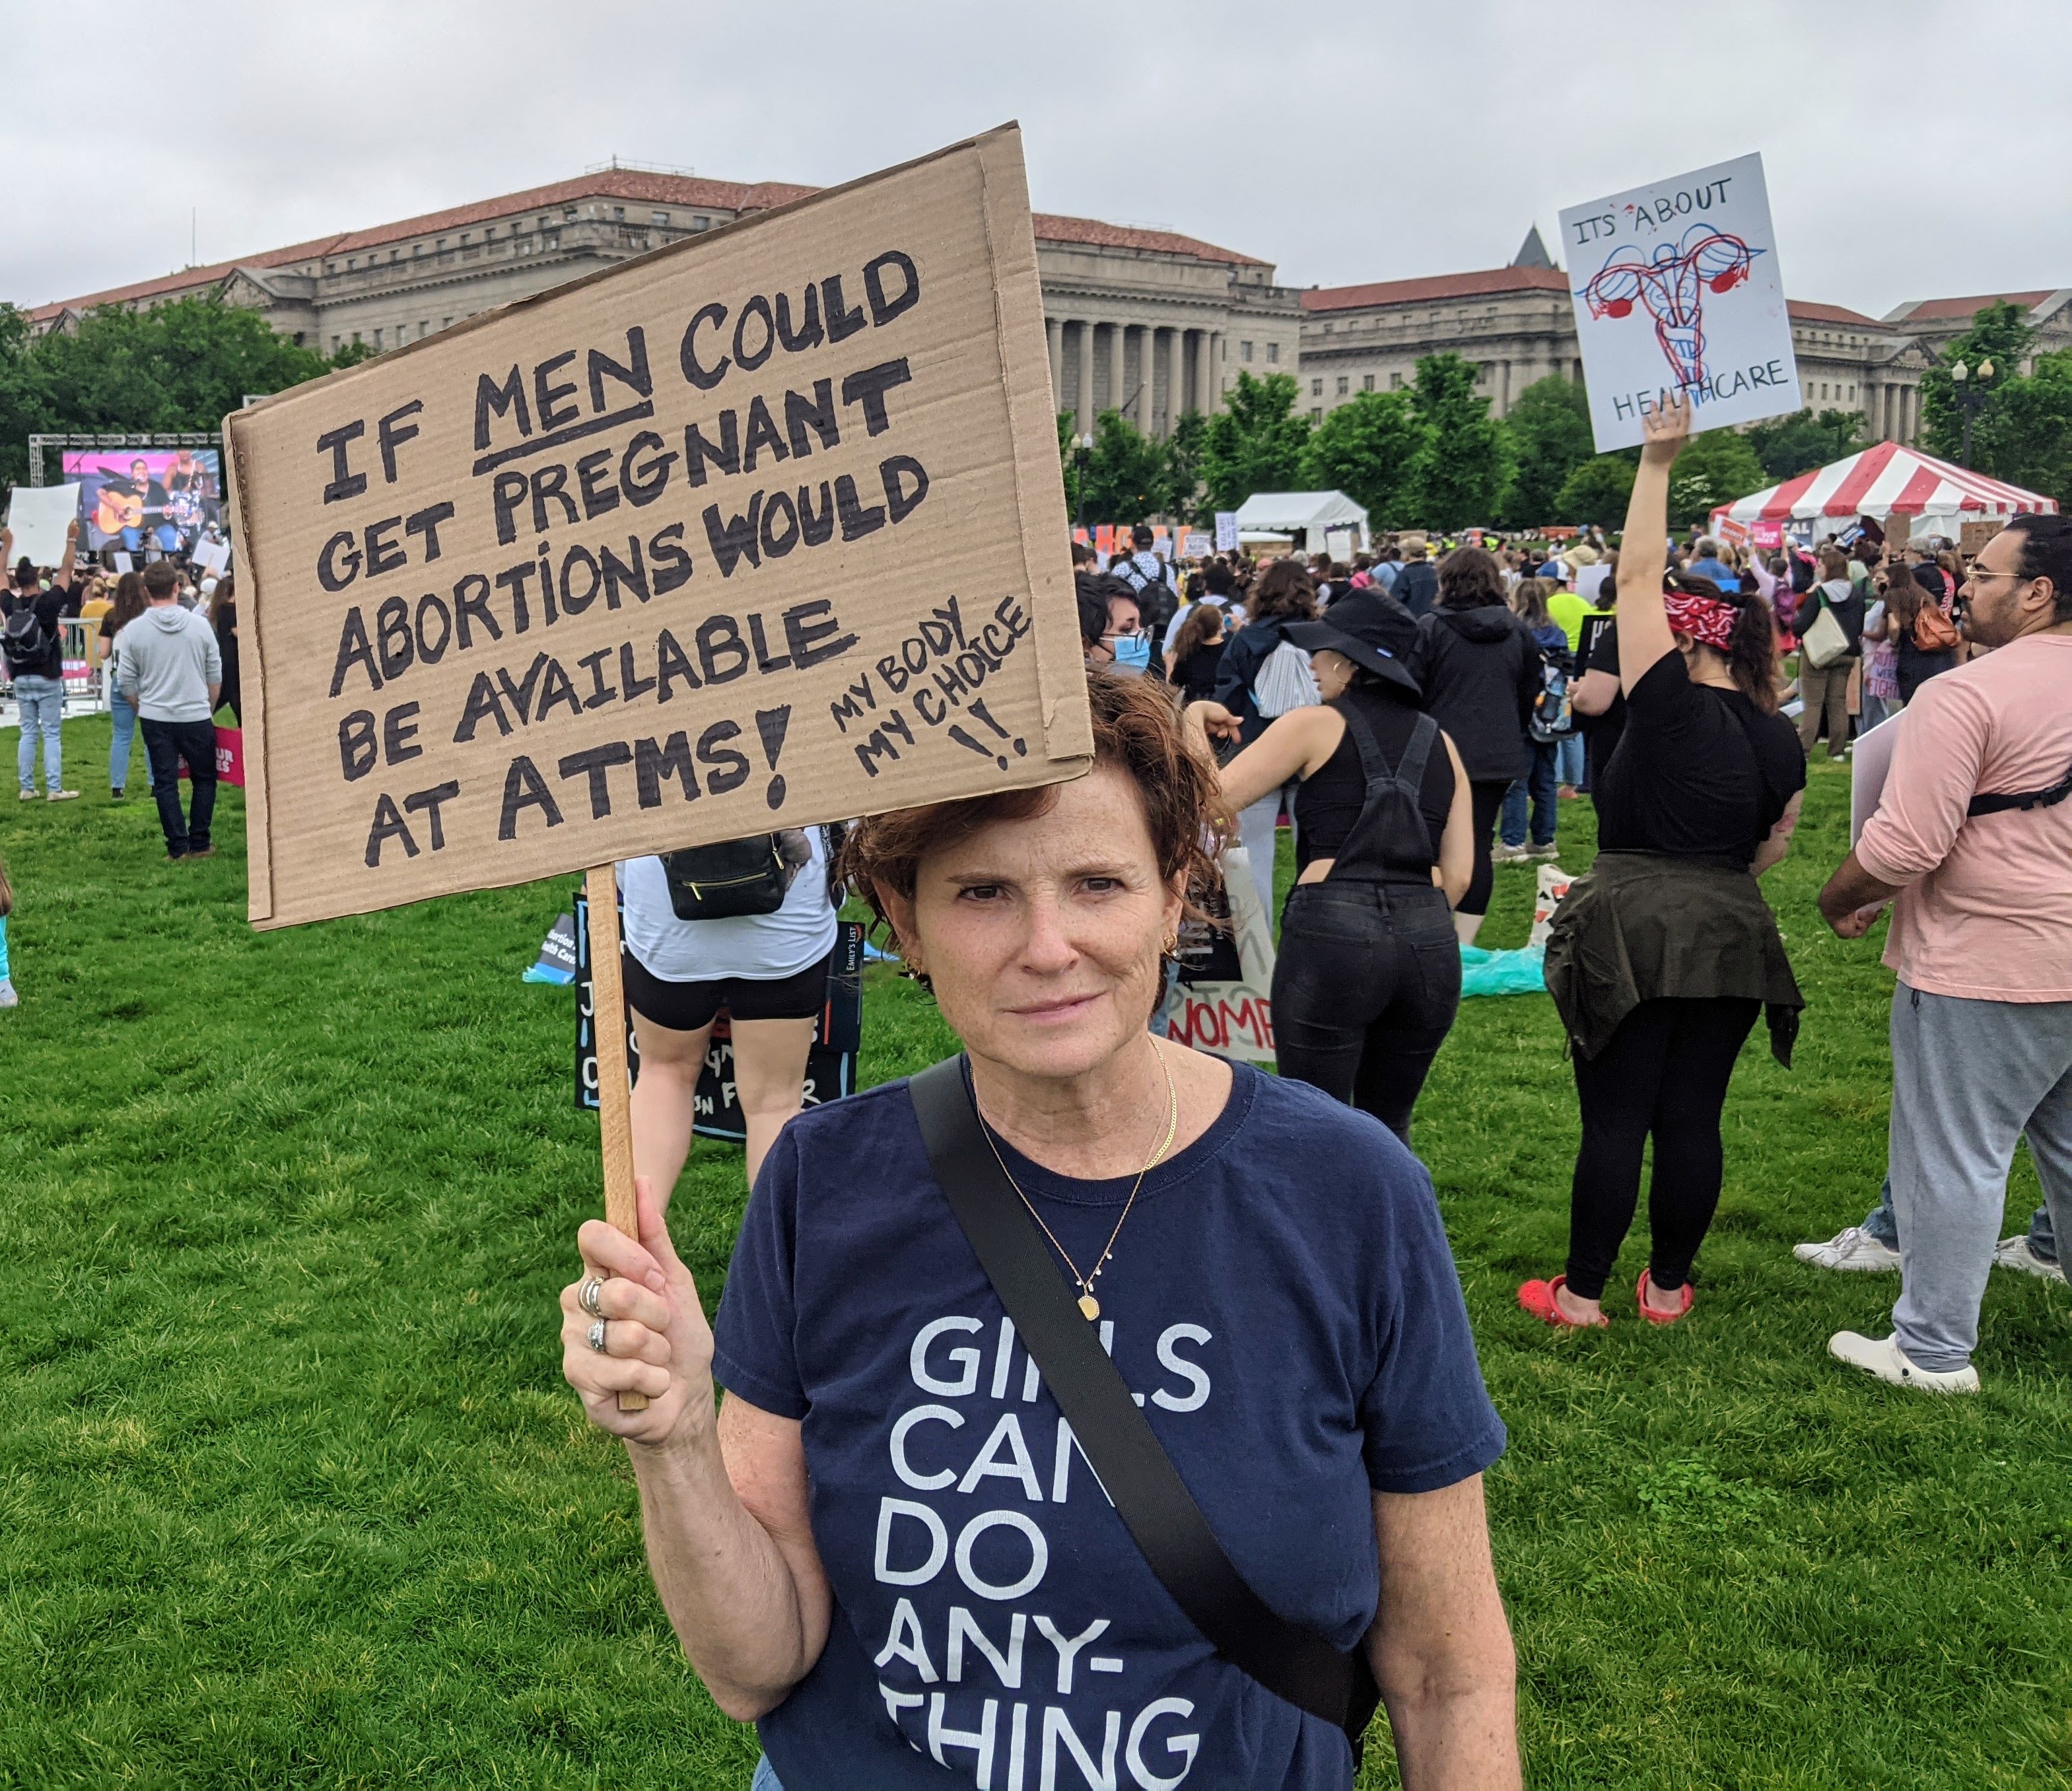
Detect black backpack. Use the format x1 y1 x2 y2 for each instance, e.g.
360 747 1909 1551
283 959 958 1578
3 598 50 674
660 829 812 921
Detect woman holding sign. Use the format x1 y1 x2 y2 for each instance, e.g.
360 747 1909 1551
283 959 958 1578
1528 392 1805 1329
562 673 1519 1791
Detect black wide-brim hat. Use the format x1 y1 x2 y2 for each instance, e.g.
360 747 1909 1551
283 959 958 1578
1283 592 1422 698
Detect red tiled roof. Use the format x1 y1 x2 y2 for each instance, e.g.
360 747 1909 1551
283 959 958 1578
1303 267 1571 311
28 174 1270 322
1899 289 2057 322
1031 213 1264 265
1788 300 1884 329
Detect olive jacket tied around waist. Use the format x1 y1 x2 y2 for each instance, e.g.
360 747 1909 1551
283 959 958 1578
1542 851 1804 1065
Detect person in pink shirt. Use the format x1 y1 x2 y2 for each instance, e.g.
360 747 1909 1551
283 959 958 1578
1816 513 2072 1392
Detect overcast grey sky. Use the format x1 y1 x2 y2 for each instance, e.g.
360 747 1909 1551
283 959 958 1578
7 0 2067 319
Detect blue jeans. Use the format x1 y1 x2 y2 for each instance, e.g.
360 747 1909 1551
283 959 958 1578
13 674 64 792
110 691 139 791
1556 732 1585 789
1501 741 1558 847
749 1758 782 1791
1863 1176 2056 1261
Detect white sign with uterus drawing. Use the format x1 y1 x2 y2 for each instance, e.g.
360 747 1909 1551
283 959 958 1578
1560 152 1802 451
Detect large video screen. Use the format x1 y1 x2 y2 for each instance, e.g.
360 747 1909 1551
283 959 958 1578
63 447 223 555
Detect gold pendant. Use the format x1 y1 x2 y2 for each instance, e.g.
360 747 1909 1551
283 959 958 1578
1078 1292 1100 1321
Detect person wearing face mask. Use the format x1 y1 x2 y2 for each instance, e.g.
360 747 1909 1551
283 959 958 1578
1080 577 1156 680
1185 592 1473 1145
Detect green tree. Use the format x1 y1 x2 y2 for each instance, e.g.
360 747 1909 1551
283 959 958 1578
1076 409 1169 526
1299 390 1422 528
1198 372 1312 512
1744 407 1868 482
1968 348 2072 507
1553 452 1638 526
1398 354 1511 532
1161 409 1209 523
1919 300 2035 469
0 295 357 499
1496 374 1594 528
1665 427 1767 530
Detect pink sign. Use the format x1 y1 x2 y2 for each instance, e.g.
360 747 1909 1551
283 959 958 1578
175 726 244 787
1751 520 1783 549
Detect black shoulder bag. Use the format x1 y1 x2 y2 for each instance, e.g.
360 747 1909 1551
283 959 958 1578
907 1057 1381 1756
1967 756 2072 817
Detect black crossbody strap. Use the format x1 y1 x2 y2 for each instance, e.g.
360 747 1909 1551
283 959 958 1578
1968 755 2072 817
908 1057 1379 1745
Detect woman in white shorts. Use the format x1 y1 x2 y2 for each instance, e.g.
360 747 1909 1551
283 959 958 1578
617 830 838 1198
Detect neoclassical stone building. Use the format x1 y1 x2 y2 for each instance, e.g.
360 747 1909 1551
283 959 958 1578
1295 235 2072 446
27 172 2063 454
28 165 1301 441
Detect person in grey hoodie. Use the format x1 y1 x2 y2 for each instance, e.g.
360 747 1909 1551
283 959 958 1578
115 562 223 859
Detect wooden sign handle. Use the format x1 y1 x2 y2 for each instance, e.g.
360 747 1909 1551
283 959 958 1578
585 865 648 1415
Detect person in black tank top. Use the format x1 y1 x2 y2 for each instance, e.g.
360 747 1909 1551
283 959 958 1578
1524 394 1807 1332
1183 592 1474 1144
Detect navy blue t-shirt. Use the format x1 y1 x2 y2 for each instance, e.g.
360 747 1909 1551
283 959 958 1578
712 1063 1505 1790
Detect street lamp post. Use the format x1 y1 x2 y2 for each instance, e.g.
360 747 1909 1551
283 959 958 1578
1072 433 1094 532
1949 357 1997 468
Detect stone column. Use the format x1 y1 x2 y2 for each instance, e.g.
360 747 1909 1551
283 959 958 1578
1208 332 1224 408
1151 328 1171 436
1108 324 1126 423
1046 317 1062 418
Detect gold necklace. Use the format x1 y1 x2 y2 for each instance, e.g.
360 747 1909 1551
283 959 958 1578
977 1040 1179 1321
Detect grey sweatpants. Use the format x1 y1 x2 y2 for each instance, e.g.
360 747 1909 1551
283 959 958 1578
1889 984 2072 1373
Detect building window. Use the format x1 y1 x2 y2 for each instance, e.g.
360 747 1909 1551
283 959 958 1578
1335 376 1349 396
652 211 670 226
1363 373 1375 392
442 316 452 328
420 321 429 336
460 233 471 246
1310 407 1323 420
1849 384 1857 401
413 242 424 256
437 238 447 250
565 207 578 221
1390 371 1404 390
1240 340 1253 363
1267 342 1280 363
331 336 341 352
1312 378 1324 397
613 206 625 221
694 215 709 229
347 258 357 269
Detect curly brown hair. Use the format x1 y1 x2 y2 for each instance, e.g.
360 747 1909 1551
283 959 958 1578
841 671 1235 958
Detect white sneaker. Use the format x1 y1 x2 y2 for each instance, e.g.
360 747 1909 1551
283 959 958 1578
0 979 16 1008
1793 1226 1902 1271
1829 1331 1979 1393
1995 1234 2067 1284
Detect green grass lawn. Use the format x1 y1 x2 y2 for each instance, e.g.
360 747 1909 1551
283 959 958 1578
3 713 2067 1789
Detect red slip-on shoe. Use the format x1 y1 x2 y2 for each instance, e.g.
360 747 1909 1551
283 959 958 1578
1636 1269 1694 1325
1518 1274 1610 1329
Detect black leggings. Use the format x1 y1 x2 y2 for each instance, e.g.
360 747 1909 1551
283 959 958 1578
1459 779 1511 918
1271 881 1461 1143
1565 996 1760 1299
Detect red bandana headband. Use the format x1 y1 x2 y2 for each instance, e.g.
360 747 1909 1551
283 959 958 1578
1663 587 1739 650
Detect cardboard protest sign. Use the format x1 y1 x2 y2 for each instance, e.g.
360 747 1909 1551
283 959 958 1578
1214 512 1239 553
1560 153 1800 450
225 125 1091 931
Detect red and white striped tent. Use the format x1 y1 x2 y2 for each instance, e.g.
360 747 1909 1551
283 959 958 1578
1713 441 2058 537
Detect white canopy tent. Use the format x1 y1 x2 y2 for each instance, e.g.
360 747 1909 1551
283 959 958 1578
1232 491 1371 553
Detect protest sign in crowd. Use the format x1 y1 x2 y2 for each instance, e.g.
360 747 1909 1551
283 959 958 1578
4 125 2067 1791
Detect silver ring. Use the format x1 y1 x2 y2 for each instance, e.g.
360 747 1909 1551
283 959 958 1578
579 1277 604 1318
587 1317 608 1353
